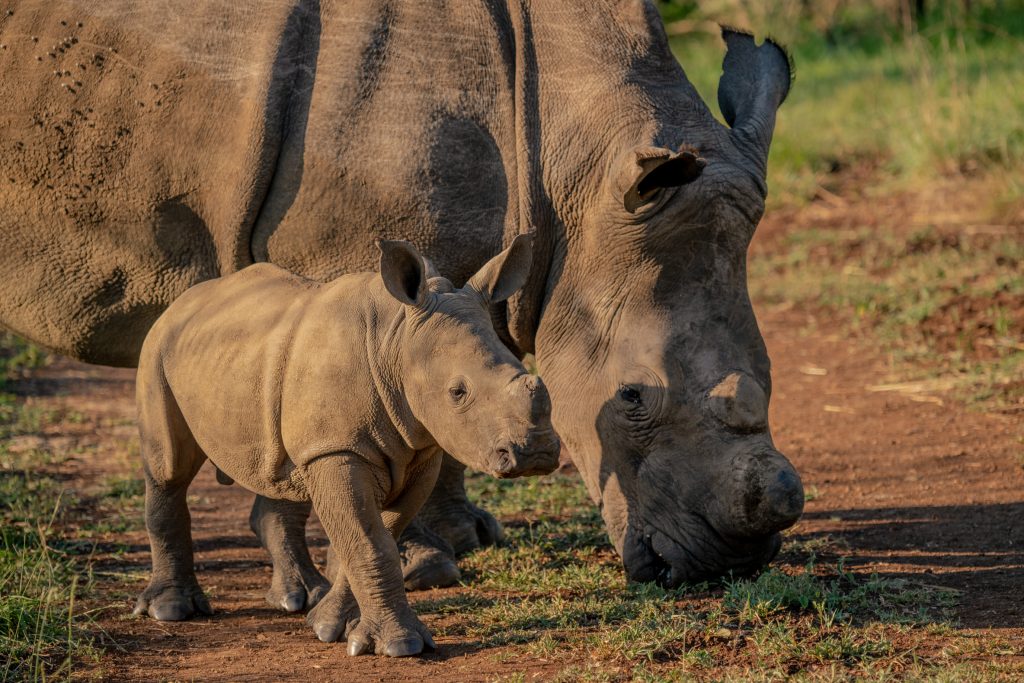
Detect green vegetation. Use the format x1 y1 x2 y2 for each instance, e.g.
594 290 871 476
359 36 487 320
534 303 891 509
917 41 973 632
0 445 97 680
0 334 48 381
425 472 968 681
1 339 100 681
662 1 1024 210
749 222 1024 410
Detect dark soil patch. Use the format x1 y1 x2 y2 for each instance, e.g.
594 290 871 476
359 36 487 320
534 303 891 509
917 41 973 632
919 288 1024 359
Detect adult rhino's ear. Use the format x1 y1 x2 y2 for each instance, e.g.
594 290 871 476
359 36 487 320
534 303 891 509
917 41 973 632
466 234 533 304
621 146 706 214
377 239 428 307
717 26 793 179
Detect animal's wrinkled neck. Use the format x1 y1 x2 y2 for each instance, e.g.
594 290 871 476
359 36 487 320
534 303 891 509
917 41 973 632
366 299 432 452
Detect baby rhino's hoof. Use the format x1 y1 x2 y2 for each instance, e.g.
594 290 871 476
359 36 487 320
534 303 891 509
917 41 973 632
133 581 212 621
346 615 436 658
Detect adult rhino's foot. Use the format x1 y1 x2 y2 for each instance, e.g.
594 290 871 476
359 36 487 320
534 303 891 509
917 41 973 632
399 517 460 591
249 496 329 612
306 582 360 644
266 560 330 613
346 608 436 658
418 454 505 555
133 578 212 621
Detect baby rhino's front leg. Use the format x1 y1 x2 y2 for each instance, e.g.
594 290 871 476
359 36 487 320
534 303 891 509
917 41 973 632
304 453 436 657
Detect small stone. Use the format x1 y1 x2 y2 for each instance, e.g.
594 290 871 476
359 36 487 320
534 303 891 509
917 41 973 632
35 55 42 61
77 22 83 28
32 36 38 42
60 19 67 26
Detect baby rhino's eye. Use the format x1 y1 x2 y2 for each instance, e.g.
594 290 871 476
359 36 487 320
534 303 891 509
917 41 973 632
448 379 468 404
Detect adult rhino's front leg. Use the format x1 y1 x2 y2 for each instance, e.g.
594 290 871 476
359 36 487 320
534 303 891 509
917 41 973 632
252 454 501 595
249 496 329 612
398 454 504 590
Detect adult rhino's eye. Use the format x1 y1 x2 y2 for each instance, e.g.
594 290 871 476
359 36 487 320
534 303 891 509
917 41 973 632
618 385 643 406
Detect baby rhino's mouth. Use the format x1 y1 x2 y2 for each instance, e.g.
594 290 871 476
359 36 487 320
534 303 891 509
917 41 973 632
488 433 561 479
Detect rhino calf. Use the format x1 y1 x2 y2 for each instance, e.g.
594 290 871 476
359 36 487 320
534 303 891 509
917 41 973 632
133 235 559 657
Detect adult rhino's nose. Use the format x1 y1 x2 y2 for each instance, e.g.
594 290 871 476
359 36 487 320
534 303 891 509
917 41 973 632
739 450 804 536
707 372 768 432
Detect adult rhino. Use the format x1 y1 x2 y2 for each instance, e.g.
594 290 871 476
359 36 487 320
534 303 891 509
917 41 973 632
0 0 803 600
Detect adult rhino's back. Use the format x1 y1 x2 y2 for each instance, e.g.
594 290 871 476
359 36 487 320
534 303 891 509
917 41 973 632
1 1 521 367
0 1 316 365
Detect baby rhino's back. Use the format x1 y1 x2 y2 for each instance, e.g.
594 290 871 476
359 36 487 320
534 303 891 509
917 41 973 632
140 264 324 499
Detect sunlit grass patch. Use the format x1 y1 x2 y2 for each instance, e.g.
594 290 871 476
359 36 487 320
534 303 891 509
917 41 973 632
723 561 958 626
0 333 49 383
0 446 97 681
749 222 1024 412
669 9 1024 211
456 473 964 681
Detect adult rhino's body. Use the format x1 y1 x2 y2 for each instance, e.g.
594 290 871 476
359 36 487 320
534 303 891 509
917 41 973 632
0 0 803 588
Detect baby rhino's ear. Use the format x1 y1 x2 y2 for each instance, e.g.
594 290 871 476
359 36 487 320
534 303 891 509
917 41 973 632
466 234 534 304
377 239 428 307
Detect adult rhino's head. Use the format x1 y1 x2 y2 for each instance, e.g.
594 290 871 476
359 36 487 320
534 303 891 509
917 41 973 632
527 21 803 586
379 236 560 480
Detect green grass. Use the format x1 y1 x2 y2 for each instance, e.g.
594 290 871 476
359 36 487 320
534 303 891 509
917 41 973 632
0 333 48 383
0 446 97 681
665 3 1024 211
451 472 967 682
748 222 1024 411
0 338 101 681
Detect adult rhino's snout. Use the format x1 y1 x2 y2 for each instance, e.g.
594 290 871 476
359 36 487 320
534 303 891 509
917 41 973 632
727 448 804 538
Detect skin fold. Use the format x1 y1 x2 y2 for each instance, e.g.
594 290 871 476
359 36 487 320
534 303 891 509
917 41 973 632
133 237 559 656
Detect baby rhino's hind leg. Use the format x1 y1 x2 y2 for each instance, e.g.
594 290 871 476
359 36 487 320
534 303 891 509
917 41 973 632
133 375 211 621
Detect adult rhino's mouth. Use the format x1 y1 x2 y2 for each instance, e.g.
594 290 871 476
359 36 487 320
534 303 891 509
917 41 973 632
623 516 783 588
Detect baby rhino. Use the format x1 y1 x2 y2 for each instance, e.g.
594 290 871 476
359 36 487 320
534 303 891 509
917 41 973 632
133 236 559 657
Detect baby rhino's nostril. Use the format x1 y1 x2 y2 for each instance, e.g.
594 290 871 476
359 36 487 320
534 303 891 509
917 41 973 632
494 446 514 474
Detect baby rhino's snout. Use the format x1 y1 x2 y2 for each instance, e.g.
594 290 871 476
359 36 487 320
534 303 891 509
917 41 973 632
491 374 560 478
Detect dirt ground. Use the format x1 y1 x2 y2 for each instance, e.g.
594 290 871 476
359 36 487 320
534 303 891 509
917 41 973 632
8 198 1023 681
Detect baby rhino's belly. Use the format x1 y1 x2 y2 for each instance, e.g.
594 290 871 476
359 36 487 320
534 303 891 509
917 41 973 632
204 442 310 502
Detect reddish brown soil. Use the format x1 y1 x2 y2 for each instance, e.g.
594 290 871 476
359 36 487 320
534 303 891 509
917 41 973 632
10 188 1024 681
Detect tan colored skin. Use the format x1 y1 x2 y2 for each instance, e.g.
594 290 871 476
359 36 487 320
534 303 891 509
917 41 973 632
1 1 803 596
133 236 559 657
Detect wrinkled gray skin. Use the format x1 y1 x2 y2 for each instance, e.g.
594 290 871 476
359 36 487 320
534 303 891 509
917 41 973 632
0 0 803 598
134 236 559 656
